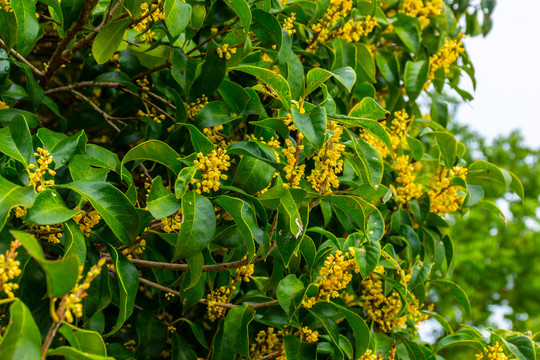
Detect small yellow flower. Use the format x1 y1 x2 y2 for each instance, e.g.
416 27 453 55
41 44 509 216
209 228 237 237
185 95 208 118
0 100 9 109
191 148 231 194
0 240 23 298
28 148 55 192
216 43 237 60
475 342 509 360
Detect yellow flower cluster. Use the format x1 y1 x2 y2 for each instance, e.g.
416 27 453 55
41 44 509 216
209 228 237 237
358 348 396 360
185 95 208 118
134 0 166 42
122 238 147 258
73 210 101 236
390 110 410 151
308 0 352 52
360 266 430 332
302 248 358 308
39 225 63 244
307 121 345 194
333 15 377 43
428 33 465 83
0 0 11 12
203 125 231 148
234 259 254 282
282 13 296 35
63 259 106 323
161 212 182 233
389 155 423 205
359 131 391 159
300 327 319 343
206 285 235 322
402 0 443 29
136 77 150 100
249 327 285 359
0 240 22 298
28 147 56 192
282 138 305 189
13 206 27 218
217 43 237 60
475 342 509 360
0 100 9 108
138 109 165 124
191 148 231 194
428 166 467 215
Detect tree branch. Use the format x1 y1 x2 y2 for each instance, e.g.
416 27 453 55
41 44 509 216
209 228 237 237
0 38 45 79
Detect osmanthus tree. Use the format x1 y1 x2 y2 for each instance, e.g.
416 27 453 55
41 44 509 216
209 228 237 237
0 0 536 359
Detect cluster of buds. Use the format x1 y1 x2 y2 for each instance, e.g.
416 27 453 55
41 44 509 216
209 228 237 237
133 0 166 42
389 155 423 205
0 240 22 298
185 95 208 119
216 43 237 60
282 13 296 35
136 77 150 100
203 125 229 148
282 138 305 189
401 0 443 29
428 166 468 215
308 0 353 52
234 258 254 283
428 33 465 83
28 147 55 192
39 225 63 244
300 327 319 343
333 15 377 43
191 148 231 194
358 348 397 360
206 285 235 322
307 121 345 194
475 342 509 360
62 259 106 323
122 238 147 258
0 100 9 109
138 108 165 124
73 210 101 236
161 211 182 233
302 248 358 308
250 327 285 359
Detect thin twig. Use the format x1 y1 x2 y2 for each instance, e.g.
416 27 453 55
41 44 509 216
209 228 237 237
71 90 128 132
0 38 45 79
147 91 176 111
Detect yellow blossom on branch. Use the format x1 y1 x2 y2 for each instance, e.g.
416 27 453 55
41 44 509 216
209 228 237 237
0 240 22 298
191 148 231 194
475 342 510 360
0 100 9 109
206 285 234 322
402 0 443 29
282 138 305 189
427 33 465 84
389 155 423 204
185 95 208 118
428 165 467 215
28 147 56 193
217 43 237 60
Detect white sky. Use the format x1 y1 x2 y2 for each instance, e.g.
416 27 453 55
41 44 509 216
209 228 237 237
457 0 540 149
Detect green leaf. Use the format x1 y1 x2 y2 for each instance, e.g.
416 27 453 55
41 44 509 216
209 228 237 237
232 155 276 194
345 131 383 186
11 230 80 297
92 18 131 65
333 303 370 357
404 60 429 102
305 67 356 96
189 42 226 99
501 335 535 360
0 300 41 360
223 305 255 358
50 130 87 169
348 97 389 122
57 181 139 246
164 0 191 37
309 304 341 351
0 10 17 51
135 310 168 360
214 195 262 262
174 165 198 199
292 106 326 149
507 169 524 201
11 0 39 56
105 245 139 336
276 274 305 318
59 322 109 356
173 191 215 260
193 101 234 128
232 65 292 110
61 0 83 30
121 140 182 175
0 175 35 232
427 131 457 168
185 124 215 154
355 237 381 278
25 188 79 225
283 335 317 360
0 113 33 167
394 15 421 53
147 176 181 219
47 347 113 360
328 113 391 148
64 219 87 265
467 160 509 188
430 279 471 320
225 0 251 34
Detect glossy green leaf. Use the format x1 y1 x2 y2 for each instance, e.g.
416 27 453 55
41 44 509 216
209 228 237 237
348 97 389 121
292 106 326 149
305 67 356 96
92 18 131 65
173 191 215 260
283 335 317 360
122 140 181 175
328 113 391 148
61 0 83 30
11 0 39 56
185 124 215 154
174 165 198 199
0 300 41 360
25 188 79 225
232 155 276 194
12 230 80 297
57 181 139 246
105 245 139 336
404 60 429 102
50 130 87 169
467 160 509 187
47 347 113 360
355 237 381 278
225 0 251 34
0 113 33 167
164 0 191 37
232 65 292 110
59 323 108 356
147 175 181 219
136 310 168 360
0 175 35 232
430 279 471 320
276 274 305 318
333 303 370 357
501 335 535 360
223 305 255 357
64 219 87 265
